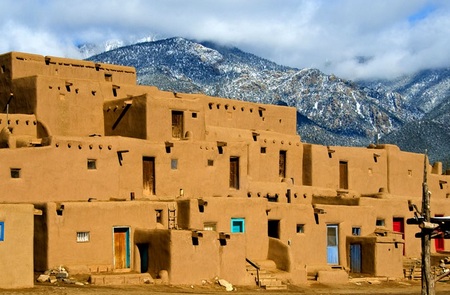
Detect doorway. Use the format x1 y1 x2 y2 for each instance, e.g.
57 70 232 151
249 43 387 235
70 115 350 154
143 157 155 195
268 220 280 239
113 227 130 269
137 243 149 273
350 244 362 273
327 224 339 265
393 217 405 255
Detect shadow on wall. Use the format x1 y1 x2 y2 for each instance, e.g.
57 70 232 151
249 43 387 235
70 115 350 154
267 237 291 271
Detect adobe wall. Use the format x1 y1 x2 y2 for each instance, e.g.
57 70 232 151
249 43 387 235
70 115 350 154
0 52 136 84
360 197 421 257
40 201 173 273
374 240 403 277
0 204 34 289
204 97 297 136
302 144 389 195
177 198 269 261
381 144 424 197
169 230 248 285
267 202 377 270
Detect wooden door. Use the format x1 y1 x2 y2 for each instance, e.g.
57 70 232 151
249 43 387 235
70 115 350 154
143 157 155 195
113 228 130 269
350 244 362 273
393 217 405 255
229 157 239 189
339 161 348 189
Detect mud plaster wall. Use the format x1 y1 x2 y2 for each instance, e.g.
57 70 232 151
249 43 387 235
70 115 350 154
42 201 169 273
0 204 34 289
185 197 269 261
169 230 247 285
146 229 171 279
375 241 403 277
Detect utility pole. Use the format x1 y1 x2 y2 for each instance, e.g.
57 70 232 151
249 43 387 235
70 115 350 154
421 150 434 295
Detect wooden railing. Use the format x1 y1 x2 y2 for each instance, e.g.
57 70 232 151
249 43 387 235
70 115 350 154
246 258 261 287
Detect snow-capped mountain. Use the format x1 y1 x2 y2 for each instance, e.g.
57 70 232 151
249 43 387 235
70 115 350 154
86 37 449 165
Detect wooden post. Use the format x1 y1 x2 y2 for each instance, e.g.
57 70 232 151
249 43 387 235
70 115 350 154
421 151 435 295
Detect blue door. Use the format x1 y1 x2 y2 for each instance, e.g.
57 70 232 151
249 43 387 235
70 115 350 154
327 224 339 264
350 244 362 273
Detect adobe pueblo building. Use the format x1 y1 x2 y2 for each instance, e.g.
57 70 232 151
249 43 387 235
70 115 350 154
0 51 449 289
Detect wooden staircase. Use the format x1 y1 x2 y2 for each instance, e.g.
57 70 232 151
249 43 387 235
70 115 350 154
246 259 287 290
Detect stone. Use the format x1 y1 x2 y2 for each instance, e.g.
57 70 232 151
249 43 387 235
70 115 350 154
37 274 50 283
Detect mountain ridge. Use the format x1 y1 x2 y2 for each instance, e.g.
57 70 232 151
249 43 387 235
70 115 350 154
86 37 450 166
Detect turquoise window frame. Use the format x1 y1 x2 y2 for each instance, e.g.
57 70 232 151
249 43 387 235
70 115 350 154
231 218 245 233
0 221 4 241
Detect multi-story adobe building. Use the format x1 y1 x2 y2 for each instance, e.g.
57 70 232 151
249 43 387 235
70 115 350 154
0 51 449 289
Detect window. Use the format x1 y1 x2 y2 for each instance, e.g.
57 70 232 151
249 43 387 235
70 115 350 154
229 157 240 189
192 112 198 118
172 111 184 139
87 159 97 170
76 232 90 243
207 159 214 166
339 161 348 189
231 218 245 233
155 209 163 223
171 159 178 170
10 168 21 178
105 73 112 82
0 222 4 241
279 151 287 177
260 147 266 154
204 222 217 231
296 224 305 234
376 219 385 227
352 227 361 236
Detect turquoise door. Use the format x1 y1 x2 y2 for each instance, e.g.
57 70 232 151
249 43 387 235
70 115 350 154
327 224 339 264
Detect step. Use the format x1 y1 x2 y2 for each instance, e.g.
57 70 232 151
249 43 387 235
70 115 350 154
90 273 153 285
264 284 288 290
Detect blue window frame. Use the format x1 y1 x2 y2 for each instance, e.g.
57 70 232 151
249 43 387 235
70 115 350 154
0 222 4 241
231 218 245 233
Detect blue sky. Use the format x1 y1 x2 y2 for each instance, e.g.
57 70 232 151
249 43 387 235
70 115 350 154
1 0 449 80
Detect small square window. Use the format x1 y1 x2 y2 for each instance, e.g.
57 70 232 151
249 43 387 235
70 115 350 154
207 159 214 166
296 224 305 234
10 168 21 178
260 147 266 154
171 159 178 170
376 219 385 227
204 222 217 231
192 112 198 118
76 232 90 243
87 159 97 170
352 227 361 236
231 218 245 233
0 221 4 241
105 73 112 82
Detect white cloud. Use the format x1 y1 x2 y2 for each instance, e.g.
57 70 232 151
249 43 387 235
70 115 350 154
1 0 449 79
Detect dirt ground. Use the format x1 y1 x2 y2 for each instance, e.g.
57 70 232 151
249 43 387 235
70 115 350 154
3 280 450 295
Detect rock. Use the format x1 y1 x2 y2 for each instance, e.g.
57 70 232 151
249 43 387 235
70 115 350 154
49 276 57 284
159 270 169 284
75 282 84 286
218 279 234 291
37 274 50 283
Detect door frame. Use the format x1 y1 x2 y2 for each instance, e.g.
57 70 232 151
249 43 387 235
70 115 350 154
113 226 131 270
327 224 339 265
